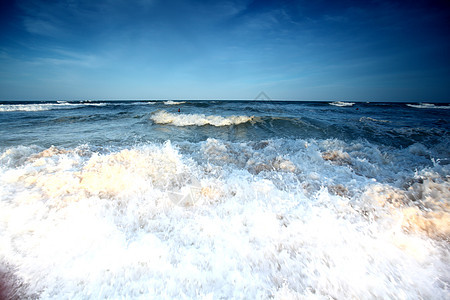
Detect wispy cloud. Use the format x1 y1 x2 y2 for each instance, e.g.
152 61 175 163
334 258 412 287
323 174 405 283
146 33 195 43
23 17 62 37
30 49 100 68
1 0 449 100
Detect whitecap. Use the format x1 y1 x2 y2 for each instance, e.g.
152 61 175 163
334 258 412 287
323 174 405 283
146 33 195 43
0 103 78 112
0 139 449 299
150 110 254 126
0 102 109 112
359 116 390 123
407 103 450 109
164 100 186 105
329 101 355 107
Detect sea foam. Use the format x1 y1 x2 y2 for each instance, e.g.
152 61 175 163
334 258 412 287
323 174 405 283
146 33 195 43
407 103 450 109
0 103 75 112
329 101 355 107
0 138 448 299
164 100 186 105
150 110 254 126
0 102 106 112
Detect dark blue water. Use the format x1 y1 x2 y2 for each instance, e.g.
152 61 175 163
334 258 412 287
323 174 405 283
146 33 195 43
1 100 449 299
1 100 449 151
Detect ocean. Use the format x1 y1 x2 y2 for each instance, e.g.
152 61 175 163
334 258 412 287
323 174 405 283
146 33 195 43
0 100 449 299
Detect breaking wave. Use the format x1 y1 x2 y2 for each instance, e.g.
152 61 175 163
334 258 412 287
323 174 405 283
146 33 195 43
0 102 106 112
359 116 391 123
1 99 449 299
164 100 186 105
0 138 449 299
150 110 255 126
329 101 355 107
0 103 77 112
407 103 450 109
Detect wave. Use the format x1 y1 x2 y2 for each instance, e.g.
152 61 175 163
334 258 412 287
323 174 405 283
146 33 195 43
407 103 450 109
0 103 77 112
329 101 355 107
0 139 448 298
150 110 255 126
164 100 186 105
359 116 390 123
0 102 107 112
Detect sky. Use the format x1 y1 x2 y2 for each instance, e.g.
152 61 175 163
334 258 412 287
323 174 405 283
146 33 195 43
0 0 449 101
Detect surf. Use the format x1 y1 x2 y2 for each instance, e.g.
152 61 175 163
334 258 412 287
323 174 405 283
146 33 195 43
150 110 255 126
0 100 449 298
0 137 449 298
329 101 355 107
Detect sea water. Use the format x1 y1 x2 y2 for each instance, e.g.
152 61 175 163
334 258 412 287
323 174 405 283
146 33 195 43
0 100 449 299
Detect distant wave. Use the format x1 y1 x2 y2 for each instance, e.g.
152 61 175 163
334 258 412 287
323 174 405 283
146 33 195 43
164 100 186 105
329 101 355 107
0 102 109 112
359 117 390 123
0 103 78 112
125 101 157 105
406 103 450 109
151 110 254 126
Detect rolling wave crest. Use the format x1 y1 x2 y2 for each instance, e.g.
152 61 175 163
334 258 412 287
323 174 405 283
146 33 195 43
150 110 254 126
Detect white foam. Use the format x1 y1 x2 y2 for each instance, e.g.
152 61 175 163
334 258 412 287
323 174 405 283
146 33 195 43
0 103 74 112
407 103 450 109
329 101 355 107
0 139 448 298
151 110 254 126
359 116 390 123
0 102 107 112
164 100 186 105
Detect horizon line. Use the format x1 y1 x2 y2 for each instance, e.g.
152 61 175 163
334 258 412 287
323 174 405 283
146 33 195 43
0 99 448 103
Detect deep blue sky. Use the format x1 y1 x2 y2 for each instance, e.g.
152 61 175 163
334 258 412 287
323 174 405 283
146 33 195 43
0 0 449 101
